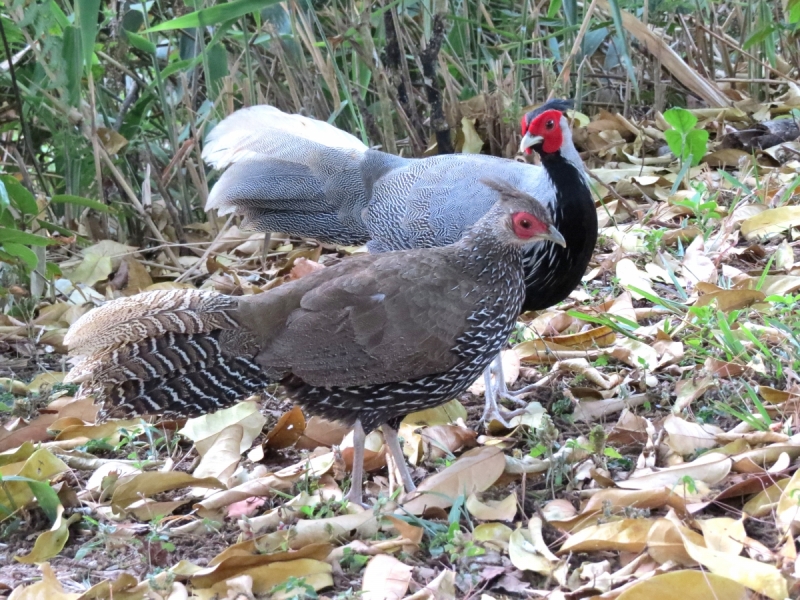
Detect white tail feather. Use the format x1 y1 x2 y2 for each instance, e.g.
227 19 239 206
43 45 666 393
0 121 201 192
202 105 367 170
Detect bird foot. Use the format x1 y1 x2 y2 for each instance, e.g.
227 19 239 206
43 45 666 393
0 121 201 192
481 405 529 429
344 487 368 509
498 382 539 405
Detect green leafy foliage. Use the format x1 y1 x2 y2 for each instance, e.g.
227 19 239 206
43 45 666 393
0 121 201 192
663 108 709 167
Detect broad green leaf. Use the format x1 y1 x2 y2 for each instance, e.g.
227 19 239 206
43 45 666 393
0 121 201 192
125 30 156 54
145 0 282 32
62 25 83 107
0 227 53 246
3 242 39 271
27 480 61 523
77 0 103 68
68 253 113 286
663 107 697 134
664 129 684 161
51 194 110 213
686 129 709 166
0 175 37 216
0 179 10 215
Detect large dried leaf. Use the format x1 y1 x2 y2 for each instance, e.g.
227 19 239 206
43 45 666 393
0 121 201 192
559 519 652 554
402 446 506 514
676 519 789 599
619 452 731 489
179 401 266 456
0 448 68 519
361 555 413 600
740 205 800 239
15 505 80 563
466 492 517 521
111 471 225 512
616 570 750 600
8 563 81 600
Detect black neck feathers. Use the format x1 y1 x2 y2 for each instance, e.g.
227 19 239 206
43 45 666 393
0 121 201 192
521 153 597 312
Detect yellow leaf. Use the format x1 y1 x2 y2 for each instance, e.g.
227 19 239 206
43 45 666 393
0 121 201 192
616 570 750 600
776 467 800 534
466 492 517 521
740 205 800 239
402 446 506 514
699 517 746 555
15 505 80 563
472 522 512 551
192 425 244 486
559 518 652 554
68 253 113 286
111 471 225 513
8 563 81 600
460 117 484 154
677 523 789 599
361 554 413 600
0 448 68 518
403 399 467 426
508 528 555 575
206 558 332 596
179 401 266 456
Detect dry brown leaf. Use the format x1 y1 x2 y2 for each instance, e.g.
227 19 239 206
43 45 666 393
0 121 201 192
264 406 306 449
743 479 789 517
403 399 467 426
361 554 413 600
663 415 723 456
196 452 335 516
673 375 716 412
111 471 226 512
188 543 333 588
402 446 506 514
619 452 731 489
296 416 350 449
546 325 616 349
420 424 477 459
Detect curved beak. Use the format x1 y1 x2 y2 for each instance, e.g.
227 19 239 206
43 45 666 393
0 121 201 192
520 132 543 154
541 224 566 248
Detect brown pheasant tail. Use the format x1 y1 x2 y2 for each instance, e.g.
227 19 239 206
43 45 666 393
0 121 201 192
65 289 271 417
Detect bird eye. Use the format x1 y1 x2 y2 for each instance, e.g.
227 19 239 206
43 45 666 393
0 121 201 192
545 119 555 130
520 219 531 229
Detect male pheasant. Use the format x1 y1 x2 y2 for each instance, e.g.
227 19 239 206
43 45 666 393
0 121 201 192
65 181 565 505
202 99 597 424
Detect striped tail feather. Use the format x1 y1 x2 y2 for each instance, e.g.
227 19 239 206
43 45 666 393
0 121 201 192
65 289 271 417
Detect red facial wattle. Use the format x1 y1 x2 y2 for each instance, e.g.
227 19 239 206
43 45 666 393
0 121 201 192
526 109 564 155
511 211 547 240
